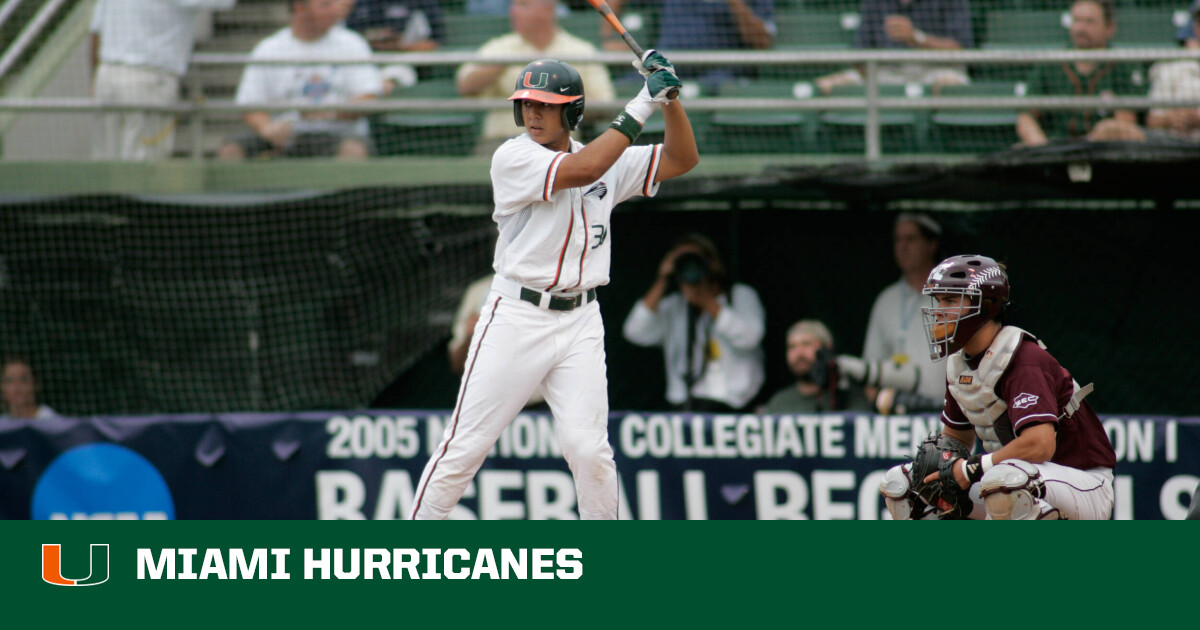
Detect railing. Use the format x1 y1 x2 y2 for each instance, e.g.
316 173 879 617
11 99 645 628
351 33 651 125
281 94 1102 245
4 48 1200 161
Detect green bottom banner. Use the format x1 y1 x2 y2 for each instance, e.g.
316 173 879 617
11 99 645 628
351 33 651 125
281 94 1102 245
0 521 1190 624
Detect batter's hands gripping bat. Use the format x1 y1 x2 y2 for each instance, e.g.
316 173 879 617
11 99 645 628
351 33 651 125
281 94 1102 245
584 0 679 100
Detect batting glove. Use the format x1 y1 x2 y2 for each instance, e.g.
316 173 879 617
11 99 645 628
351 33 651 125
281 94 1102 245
646 69 683 104
623 83 658 125
631 49 677 79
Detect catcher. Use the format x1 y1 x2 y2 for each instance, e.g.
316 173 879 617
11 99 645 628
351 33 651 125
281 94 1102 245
880 255 1116 520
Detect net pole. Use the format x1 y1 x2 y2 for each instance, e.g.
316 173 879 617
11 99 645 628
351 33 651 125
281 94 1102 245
865 60 881 163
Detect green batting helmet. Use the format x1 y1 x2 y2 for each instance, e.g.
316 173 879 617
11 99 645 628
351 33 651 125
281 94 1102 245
508 59 585 131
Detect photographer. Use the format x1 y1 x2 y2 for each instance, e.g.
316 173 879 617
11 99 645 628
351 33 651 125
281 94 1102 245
622 233 766 413
760 320 874 414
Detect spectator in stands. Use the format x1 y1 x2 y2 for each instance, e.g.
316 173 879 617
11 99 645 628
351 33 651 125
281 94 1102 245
815 0 973 96
861 213 945 414
448 272 548 409
218 0 384 160
605 0 776 90
760 320 873 414
456 0 615 155
623 233 766 413
1 355 58 421
1016 0 1145 146
89 0 236 161
1145 1 1200 142
344 0 445 93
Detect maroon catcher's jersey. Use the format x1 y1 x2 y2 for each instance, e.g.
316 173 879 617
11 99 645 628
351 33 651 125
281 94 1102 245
942 337 1117 471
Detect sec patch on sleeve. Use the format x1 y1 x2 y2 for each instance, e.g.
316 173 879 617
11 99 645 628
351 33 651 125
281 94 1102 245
1013 392 1039 409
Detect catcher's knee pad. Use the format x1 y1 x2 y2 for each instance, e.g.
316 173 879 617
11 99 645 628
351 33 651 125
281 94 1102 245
880 463 922 520
979 460 1051 520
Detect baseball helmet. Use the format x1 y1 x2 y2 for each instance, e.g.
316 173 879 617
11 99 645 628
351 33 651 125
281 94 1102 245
920 254 1010 360
508 59 585 131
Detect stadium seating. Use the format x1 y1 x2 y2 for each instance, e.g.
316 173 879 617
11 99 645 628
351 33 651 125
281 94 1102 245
558 12 606 48
764 10 858 81
930 81 1025 153
1112 8 1186 47
707 79 821 153
442 14 510 50
371 80 481 156
976 10 1070 81
819 83 932 154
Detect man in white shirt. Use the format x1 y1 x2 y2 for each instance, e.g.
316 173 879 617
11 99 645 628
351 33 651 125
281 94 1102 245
862 212 945 411
623 232 766 412
90 0 236 160
218 0 383 160
456 0 615 154
410 55 697 520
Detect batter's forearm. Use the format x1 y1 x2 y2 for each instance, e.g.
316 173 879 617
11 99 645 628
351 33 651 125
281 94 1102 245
553 128 631 190
657 101 699 182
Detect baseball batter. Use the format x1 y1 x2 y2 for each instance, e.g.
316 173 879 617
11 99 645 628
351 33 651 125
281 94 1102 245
880 254 1117 520
410 55 698 519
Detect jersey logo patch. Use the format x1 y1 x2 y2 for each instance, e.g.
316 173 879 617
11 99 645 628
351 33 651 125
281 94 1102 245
1013 393 1039 409
585 182 608 199
959 375 973 385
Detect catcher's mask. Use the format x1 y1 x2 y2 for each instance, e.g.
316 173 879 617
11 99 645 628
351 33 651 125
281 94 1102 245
921 254 1010 361
509 59 585 131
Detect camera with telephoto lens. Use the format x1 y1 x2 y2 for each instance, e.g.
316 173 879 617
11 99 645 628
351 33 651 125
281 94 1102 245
672 252 712 287
810 347 840 390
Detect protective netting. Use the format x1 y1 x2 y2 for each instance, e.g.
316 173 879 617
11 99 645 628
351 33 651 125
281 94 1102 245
3 156 1198 417
3 0 1200 163
0 187 496 413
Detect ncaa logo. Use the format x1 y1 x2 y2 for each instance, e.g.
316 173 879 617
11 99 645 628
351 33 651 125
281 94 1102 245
32 443 175 520
42 543 109 586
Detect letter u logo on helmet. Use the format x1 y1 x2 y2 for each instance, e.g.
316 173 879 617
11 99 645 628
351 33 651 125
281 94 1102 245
522 72 550 89
508 60 587 131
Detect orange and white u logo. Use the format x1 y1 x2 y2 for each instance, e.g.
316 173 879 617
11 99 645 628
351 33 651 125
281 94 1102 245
42 544 110 586
522 72 549 89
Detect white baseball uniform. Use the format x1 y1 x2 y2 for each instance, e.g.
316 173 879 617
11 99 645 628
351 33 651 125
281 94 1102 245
410 133 664 520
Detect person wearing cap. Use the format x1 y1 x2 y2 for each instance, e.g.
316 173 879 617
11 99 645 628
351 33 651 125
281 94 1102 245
456 0 615 155
1145 1 1200 141
861 213 947 411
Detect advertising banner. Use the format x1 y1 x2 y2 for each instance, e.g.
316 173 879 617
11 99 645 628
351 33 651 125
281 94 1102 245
2 411 1195 520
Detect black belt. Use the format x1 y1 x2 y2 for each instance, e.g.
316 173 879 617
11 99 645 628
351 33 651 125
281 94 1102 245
519 287 597 311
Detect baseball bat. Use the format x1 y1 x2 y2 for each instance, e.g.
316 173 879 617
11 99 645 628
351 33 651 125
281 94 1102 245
584 0 679 100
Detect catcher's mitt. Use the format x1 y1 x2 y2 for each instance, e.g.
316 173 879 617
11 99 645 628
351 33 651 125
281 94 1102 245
910 432 974 519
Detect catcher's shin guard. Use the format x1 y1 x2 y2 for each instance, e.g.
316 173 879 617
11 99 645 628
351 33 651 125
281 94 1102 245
979 460 1058 520
880 463 929 520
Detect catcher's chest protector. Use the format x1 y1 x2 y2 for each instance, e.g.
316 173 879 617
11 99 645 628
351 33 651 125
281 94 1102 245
947 326 1037 453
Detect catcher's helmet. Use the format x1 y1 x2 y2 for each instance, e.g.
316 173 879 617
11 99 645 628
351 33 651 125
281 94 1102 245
508 59 585 131
920 254 1010 360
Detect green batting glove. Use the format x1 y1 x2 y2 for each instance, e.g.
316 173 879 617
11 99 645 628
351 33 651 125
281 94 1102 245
632 49 677 79
646 68 683 103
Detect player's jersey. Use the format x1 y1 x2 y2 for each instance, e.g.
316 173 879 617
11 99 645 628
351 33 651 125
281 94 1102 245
941 330 1116 471
489 134 664 292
